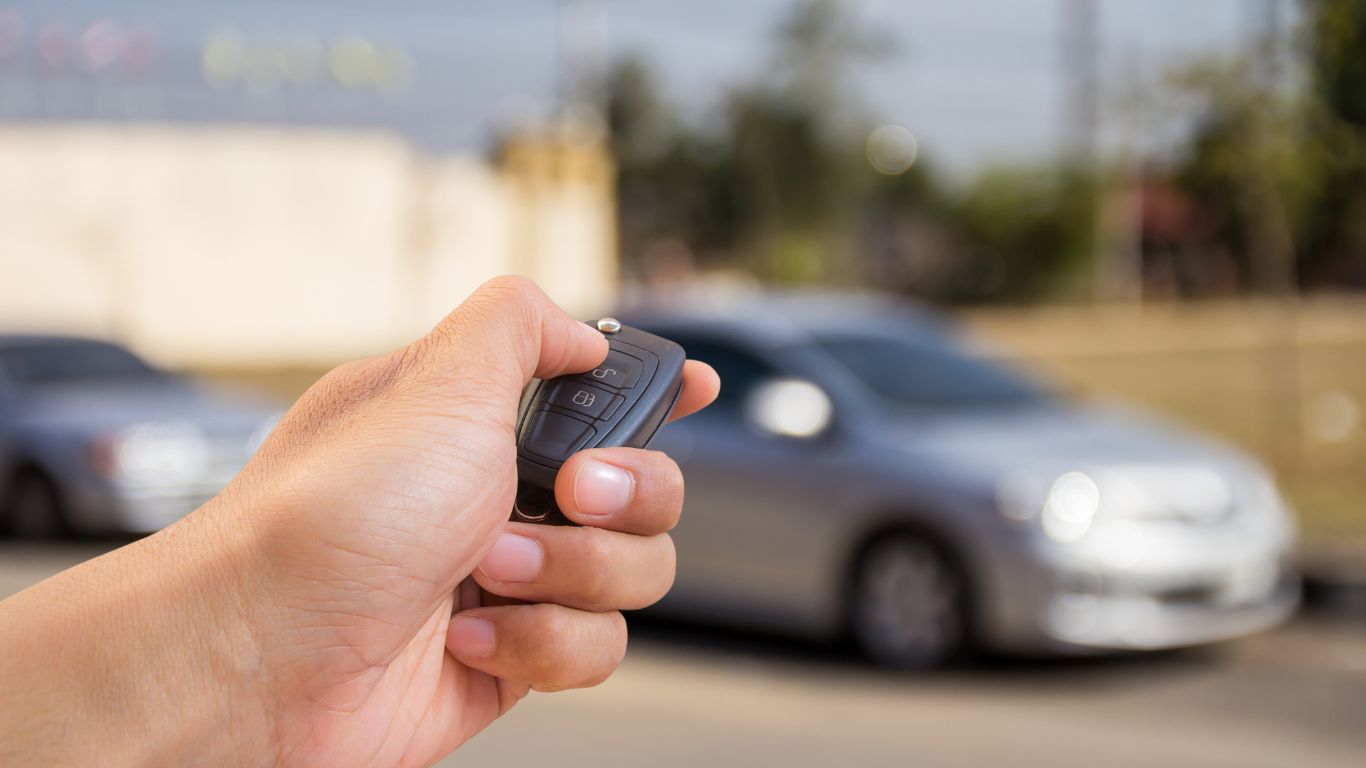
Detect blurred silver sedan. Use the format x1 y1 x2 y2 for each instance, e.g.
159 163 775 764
631 295 1298 667
0 335 281 537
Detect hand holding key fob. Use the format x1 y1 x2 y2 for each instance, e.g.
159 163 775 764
513 318 686 525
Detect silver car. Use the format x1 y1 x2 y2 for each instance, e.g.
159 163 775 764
630 295 1298 667
0 335 281 536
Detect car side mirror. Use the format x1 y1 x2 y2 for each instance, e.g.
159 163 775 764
744 378 834 439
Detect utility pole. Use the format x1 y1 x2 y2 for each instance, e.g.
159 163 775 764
1060 0 1098 164
1243 0 1303 469
1062 0 1139 302
556 0 608 133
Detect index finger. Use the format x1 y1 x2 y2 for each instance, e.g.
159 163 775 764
668 360 720 423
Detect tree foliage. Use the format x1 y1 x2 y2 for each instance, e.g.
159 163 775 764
608 0 1366 303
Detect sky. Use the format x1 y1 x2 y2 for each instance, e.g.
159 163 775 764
608 0 1281 171
0 0 1291 173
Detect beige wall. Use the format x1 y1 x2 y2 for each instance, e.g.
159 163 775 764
0 126 616 366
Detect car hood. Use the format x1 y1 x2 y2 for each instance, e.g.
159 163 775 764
879 402 1260 485
15 381 282 437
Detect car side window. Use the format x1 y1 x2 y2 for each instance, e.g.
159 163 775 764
668 335 777 420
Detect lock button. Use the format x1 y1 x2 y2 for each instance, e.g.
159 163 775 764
545 380 622 421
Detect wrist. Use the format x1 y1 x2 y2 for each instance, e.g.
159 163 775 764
0 499 275 765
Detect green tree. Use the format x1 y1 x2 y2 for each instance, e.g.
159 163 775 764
606 0 1101 303
1301 0 1366 287
608 0 895 284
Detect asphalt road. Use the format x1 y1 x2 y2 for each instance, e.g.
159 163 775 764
3 543 1363 767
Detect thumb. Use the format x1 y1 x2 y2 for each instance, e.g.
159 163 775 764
416 275 609 414
395 277 605 593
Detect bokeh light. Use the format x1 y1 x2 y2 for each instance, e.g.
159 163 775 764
745 379 833 438
1307 389 1359 443
80 20 123 75
35 20 74 73
1042 471 1101 543
865 124 918 175
201 27 244 89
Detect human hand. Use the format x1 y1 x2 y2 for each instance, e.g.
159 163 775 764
0 277 718 767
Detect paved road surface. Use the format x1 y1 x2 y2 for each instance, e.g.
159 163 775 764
3 543 1363 767
447 618 1366 768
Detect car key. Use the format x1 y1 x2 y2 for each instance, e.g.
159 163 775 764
512 318 686 525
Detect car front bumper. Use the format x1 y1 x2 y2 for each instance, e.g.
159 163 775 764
978 523 1299 654
1039 570 1299 651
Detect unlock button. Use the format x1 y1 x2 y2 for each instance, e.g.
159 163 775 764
584 350 644 389
547 381 621 421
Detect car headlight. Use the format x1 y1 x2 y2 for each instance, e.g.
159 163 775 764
99 421 211 486
996 470 1102 543
1041 472 1101 542
998 464 1284 543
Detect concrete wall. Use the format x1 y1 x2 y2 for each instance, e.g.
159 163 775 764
0 126 616 366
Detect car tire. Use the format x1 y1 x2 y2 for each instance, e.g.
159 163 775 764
850 532 970 669
1 468 70 540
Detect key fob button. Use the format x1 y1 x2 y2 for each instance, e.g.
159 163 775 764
521 411 596 463
583 350 644 389
513 323 685 526
545 381 622 421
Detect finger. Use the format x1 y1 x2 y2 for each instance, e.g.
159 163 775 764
446 604 628 692
553 448 683 534
473 523 675 612
419 276 609 405
668 360 720 423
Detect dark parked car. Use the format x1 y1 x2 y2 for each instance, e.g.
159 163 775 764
629 294 1298 668
0 335 281 536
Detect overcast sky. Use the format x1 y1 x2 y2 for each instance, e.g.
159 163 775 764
608 0 1284 171
5 1 1292 173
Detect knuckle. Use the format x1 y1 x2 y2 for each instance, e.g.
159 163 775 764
529 602 571 642
480 274 540 301
369 344 421 390
642 535 677 607
658 456 685 511
640 452 685 530
596 612 629 681
432 276 541 341
317 356 386 396
523 609 627 692
574 528 617 608
475 276 547 322
523 606 577 690
580 525 616 565
561 612 626 690
419 277 554 390
277 352 414 440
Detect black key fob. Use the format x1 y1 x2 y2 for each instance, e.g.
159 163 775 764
512 318 686 525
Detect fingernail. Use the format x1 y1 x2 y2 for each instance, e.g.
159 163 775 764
573 460 634 517
476 533 543 583
447 615 496 658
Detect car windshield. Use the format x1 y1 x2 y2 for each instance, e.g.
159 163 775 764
811 329 1051 411
0 342 163 389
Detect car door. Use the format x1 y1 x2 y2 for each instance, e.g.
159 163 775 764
649 332 853 633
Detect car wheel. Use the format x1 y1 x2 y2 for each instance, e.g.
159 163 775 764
2 469 69 540
851 532 969 669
